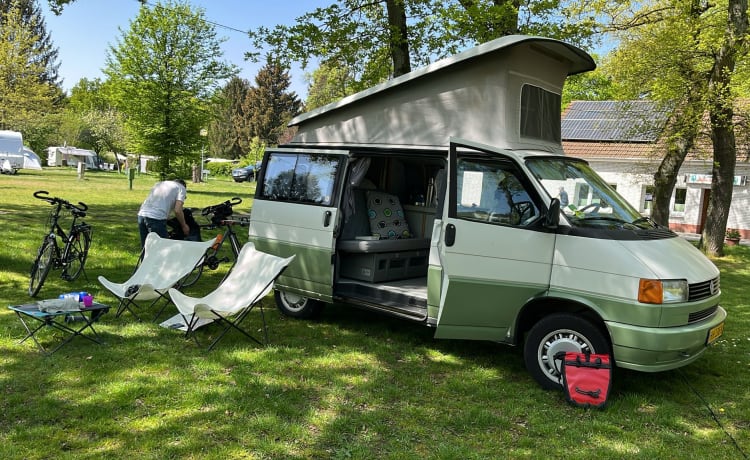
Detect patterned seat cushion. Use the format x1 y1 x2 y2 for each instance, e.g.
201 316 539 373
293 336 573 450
366 191 412 239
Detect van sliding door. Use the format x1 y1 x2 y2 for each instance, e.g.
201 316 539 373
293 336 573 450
434 140 555 341
248 148 348 303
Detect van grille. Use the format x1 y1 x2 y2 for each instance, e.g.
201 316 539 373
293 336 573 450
688 277 720 302
688 306 718 323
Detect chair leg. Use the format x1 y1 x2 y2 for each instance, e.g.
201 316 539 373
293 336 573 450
206 305 266 351
115 298 141 321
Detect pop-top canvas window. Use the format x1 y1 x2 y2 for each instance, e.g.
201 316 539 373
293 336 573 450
520 85 561 143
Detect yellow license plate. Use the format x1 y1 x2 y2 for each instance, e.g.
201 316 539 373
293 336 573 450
707 322 724 345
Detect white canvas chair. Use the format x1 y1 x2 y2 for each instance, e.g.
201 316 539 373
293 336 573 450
98 232 218 321
164 242 295 350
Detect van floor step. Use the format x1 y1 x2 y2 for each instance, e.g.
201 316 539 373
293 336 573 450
334 278 428 321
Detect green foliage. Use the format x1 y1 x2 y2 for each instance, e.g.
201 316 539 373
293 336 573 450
204 160 234 176
250 0 603 91
208 77 250 159
0 169 749 458
104 0 237 178
305 62 358 110
562 67 621 106
243 60 302 145
0 3 57 131
1 0 61 86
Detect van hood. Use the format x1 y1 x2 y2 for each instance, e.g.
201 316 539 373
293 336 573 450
619 237 719 283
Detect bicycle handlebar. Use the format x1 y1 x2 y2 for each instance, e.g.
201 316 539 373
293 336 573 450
200 196 242 216
33 190 89 214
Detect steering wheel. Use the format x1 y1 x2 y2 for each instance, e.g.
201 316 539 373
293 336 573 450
510 201 534 225
578 203 601 213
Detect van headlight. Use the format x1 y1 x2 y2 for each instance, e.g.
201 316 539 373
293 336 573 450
638 279 688 304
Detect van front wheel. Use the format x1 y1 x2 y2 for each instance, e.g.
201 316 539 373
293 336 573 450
274 290 324 319
523 313 611 390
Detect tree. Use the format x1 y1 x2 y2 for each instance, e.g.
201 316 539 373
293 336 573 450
603 0 749 256
305 62 356 110
208 77 250 159
0 3 57 130
242 60 302 146
1 0 61 87
249 0 599 93
103 0 236 178
700 0 748 256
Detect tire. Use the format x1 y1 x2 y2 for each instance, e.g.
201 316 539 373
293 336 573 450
274 290 324 319
179 258 206 288
62 227 92 281
523 313 611 390
29 239 56 297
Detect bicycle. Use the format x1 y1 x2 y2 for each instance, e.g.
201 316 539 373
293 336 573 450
176 197 249 287
29 190 93 297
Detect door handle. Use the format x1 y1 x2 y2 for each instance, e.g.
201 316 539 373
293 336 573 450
445 223 456 246
323 210 332 227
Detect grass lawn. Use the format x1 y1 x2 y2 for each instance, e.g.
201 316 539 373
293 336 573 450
0 168 748 459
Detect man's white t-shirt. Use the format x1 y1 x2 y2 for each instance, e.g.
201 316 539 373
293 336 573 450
137 181 187 220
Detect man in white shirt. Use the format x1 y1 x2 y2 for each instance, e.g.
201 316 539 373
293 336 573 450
137 179 190 247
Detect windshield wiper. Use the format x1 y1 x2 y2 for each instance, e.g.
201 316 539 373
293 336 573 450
632 216 658 228
575 216 631 228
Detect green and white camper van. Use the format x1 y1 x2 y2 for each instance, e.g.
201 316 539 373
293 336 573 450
247 35 725 389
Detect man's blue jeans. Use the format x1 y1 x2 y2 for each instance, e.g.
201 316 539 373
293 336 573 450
138 215 168 247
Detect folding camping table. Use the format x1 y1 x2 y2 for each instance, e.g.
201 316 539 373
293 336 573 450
8 302 110 355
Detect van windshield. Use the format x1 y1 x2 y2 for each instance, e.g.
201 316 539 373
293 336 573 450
526 157 651 230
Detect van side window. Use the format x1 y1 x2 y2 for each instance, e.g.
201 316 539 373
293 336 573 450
261 153 342 206
520 84 561 143
455 158 539 226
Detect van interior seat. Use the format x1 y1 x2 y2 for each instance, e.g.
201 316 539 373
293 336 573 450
338 188 430 253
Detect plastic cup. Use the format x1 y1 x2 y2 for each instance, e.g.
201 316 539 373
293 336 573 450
83 295 93 307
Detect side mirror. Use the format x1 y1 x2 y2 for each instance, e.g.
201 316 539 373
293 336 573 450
545 198 560 229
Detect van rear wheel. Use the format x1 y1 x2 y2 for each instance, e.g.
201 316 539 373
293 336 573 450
523 313 611 390
274 290 324 319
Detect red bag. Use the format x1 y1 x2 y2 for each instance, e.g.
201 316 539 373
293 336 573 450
558 352 612 409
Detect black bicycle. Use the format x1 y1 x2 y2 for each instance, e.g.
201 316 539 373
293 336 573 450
176 197 248 287
29 190 93 297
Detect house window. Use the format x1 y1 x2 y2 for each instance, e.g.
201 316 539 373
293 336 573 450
673 188 687 212
642 185 655 213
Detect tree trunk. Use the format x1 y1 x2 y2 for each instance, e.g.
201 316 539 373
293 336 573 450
385 0 411 77
699 0 748 257
651 107 702 227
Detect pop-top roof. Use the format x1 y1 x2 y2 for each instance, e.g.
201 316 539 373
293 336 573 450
288 35 596 150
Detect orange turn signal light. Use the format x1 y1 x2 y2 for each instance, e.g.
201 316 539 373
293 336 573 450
638 279 663 304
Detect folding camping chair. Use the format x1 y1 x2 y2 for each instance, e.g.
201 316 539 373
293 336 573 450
163 242 295 350
97 232 218 321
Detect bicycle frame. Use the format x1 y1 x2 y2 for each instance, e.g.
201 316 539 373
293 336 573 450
177 197 246 287
29 191 92 296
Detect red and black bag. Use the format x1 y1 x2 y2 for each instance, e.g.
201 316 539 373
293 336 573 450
557 352 612 409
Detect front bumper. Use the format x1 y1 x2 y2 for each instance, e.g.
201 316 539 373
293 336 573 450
606 305 727 372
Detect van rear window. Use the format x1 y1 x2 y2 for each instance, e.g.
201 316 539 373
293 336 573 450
260 153 342 206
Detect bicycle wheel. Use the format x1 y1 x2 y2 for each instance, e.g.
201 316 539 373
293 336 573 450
179 255 206 287
29 238 56 297
62 226 92 281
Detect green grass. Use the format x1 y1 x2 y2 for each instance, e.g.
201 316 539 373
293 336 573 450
1 168 748 459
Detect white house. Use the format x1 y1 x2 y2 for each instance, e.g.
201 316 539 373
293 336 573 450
562 100 750 238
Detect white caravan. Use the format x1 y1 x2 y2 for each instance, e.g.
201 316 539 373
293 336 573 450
247 35 725 388
0 130 24 174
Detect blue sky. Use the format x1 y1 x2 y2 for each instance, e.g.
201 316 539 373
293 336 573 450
41 0 329 98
